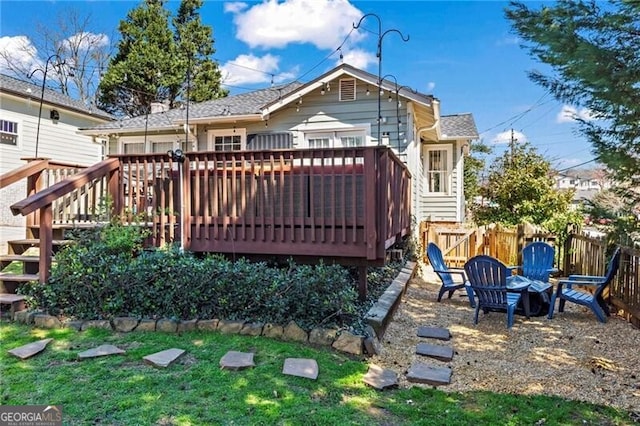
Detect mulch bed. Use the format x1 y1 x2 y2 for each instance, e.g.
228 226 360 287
369 265 640 413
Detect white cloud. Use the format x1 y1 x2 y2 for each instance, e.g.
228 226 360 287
226 0 365 50
223 2 248 13
557 105 595 123
492 130 527 145
425 82 435 92
220 53 296 85
63 32 109 51
0 36 38 74
337 48 375 69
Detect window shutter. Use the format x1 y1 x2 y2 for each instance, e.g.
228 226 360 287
247 133 293 150
339 78 356 101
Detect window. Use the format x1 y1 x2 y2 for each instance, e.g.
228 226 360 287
308 134 332 149
425 145 452 194
123 142 144 154
207 129 246 151
0 119 18 146
213 135 241 151
306 130 365 148
152 141 174 154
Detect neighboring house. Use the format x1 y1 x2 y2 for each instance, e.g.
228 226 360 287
0 74 113 251
554 168 612 209
79 63 478 228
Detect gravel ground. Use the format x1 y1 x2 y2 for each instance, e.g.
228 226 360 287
369 265 640 414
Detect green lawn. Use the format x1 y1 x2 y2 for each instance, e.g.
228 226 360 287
0 323 633 426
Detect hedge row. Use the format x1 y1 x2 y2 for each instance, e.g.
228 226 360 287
20 224 360 330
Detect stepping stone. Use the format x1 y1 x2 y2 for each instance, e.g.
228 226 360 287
416 343 454 362
219 351 255 370
143 348 185 368
417 326 451 341
406 362 452 386
363 364 398 390
78 344 126 360
282 358 318 380
8 338 53 360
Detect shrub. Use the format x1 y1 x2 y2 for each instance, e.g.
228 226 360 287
21 223 362 329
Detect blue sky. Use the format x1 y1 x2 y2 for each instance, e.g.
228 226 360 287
0 0 597 170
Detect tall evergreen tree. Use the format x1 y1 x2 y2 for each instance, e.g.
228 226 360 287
98 0 225 117
505 1 640 202
173 0 227 103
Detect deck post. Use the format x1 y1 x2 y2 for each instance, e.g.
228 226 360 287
358 265 368 301
25 159 48 238
38 204 52 284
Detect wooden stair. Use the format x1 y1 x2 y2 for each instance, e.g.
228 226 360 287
0 224 80 318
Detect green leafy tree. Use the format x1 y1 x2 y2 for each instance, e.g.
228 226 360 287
505 1 640 203
97 0 226 117
463 139 492 208
473 142 575 226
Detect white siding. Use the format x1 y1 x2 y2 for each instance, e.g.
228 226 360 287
1 93 110 251
418 141 462 223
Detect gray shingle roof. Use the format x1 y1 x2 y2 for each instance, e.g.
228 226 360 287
0 73 112 120
85 82 304 132
440 113 479 139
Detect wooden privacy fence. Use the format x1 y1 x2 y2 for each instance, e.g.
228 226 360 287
423 223 557 267
564 233 640 328
424 223 639 327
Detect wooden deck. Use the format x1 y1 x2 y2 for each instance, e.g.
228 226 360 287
5 146 412 286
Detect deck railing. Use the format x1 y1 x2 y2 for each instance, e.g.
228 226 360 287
115 146 411 262
8 146 411 284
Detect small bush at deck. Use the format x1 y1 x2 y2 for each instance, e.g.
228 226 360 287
21 222 364 330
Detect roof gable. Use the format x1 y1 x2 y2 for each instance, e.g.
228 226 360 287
261 63 434 117
440 113 479 139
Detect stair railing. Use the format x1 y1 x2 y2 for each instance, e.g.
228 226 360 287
7 158 121 283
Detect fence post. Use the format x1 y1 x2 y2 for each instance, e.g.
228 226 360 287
488 227 496 257
469 230 477 258
563 233 574 275
516 224 525 266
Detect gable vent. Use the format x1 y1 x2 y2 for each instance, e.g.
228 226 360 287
339 78 356 101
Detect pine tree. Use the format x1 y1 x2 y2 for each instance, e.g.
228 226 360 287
98 0 226 117
505 1 640 202
173 0 227 104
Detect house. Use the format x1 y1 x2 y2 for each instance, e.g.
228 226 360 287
0 74 112 252
553 168 611 209
79 63 478 228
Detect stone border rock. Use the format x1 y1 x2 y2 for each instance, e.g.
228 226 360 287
11 260 417 358
365 261 416 339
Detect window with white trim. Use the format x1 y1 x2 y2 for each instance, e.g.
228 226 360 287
207 129 246 151
424 145 452 194
306 130 365 148
123 141 144 154
0 119 18 146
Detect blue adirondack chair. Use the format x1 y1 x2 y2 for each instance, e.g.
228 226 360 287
548 247 621 323
464 255 526 328
426 243 475 307
508 242 558 316
510 241 558 282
